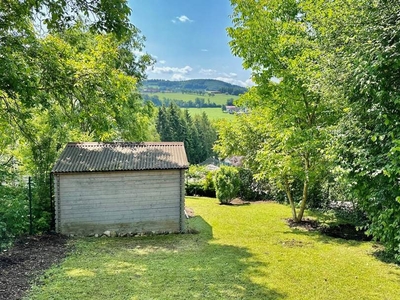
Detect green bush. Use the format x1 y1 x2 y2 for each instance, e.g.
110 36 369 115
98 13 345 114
0 185 29 250
185 165 216 197
203 171 215 196
237 168 267 201
214 166 240 204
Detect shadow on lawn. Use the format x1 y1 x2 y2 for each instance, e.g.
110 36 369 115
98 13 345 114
285 225 368 247
284 224 367 247
183 216 286 299
48 216 286 300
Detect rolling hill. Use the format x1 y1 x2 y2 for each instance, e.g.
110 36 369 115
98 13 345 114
141 79 247 95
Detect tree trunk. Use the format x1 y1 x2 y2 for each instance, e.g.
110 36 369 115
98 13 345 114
297 180 308 221
297 154 310 221
284 178 298 221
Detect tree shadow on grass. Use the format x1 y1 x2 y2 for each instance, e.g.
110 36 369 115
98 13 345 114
372 248 400 266
36 216 286 300
179 216 286 299
283 224 369 248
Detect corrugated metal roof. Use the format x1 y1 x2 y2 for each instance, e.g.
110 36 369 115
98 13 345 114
52 142 189 173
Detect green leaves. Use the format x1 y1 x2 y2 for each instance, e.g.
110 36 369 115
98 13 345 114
0 2 155 234
214 166 240 204
156 104 217 164
221 0 340 220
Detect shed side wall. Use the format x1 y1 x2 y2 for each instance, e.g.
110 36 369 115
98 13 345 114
56 170 182 235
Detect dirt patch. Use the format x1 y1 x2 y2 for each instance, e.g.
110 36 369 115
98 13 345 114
229 198 251 205
0 233 70 300
286 218 321 232
279 239 314 248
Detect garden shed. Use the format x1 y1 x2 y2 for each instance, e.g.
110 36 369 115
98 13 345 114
51 142 189 236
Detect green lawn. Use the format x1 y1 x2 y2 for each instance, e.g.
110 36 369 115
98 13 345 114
143 92 238 106
27 197 400 300
186 107 235 120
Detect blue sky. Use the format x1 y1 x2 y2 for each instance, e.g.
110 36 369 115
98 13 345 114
128 0 253 87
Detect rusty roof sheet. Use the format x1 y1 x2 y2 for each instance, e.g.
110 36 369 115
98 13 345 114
52 142 189 173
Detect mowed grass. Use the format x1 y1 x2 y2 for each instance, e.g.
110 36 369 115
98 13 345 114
143 92 239 106
27 197 400 300
186 107 235 120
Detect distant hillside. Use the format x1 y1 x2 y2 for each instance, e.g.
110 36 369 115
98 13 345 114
141 79 247 96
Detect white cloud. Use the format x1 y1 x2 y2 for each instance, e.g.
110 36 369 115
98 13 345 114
220 72 238 78
174 15 193 23
159 60 166 64
201 49 208 52
149 65 193 75
171 74 187 81
214 76 254 88
199 68 217 76
245 78 255 87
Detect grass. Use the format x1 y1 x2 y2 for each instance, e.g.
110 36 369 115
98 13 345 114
186 107 235 120
143 92 239 106
143 92 239 120
27 197 400 300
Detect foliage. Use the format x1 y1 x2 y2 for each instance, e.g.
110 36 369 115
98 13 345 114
222 0 340 221
214 166 240 204
223 0 400 259
297 0 400 260
237 168 267 201
185 165 216 197
0 184 29 250
156 104 217 164
332 205 369 229
336 0 400 262
1 0 135 40
0 2 155 234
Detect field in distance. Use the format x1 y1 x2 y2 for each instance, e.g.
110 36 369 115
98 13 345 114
186 107 235 120
142 92 239 106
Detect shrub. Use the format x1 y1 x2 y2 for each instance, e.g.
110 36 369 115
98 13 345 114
0 185 29 250
214 166 240 204
237 168 268 201
185 165 216 197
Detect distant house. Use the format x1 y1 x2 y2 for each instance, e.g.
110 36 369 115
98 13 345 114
206 90 222 96
52 142 189 236
225 106 239 114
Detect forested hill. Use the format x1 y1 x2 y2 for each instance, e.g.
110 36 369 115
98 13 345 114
141 79 247 95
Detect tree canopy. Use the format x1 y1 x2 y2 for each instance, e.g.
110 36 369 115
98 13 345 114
0 1 155 234
156 104 217 164
220 0 400 260
218 0 339 222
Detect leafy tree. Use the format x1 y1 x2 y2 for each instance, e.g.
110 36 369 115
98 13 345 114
307 0 400 259
221 0 339 221
1 0 135 39
0 2 155 233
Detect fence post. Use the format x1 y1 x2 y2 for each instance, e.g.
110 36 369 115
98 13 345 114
28 176 33 235
49 173 55 231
